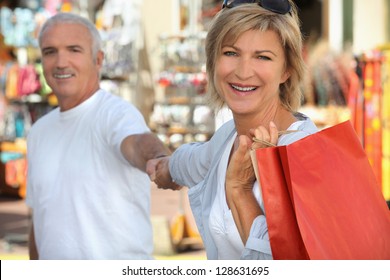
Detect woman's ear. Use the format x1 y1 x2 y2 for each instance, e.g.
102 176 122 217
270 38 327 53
281 69 291 83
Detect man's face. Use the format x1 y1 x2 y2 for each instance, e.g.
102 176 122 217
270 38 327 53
40 23 103 111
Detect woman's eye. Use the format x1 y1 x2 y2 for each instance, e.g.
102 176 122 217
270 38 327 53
223 51 236 56
258 55 271 61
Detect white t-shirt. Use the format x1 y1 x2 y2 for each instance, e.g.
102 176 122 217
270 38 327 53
25 89 153 259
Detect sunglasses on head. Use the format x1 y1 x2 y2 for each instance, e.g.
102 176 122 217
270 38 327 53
222 0 292 15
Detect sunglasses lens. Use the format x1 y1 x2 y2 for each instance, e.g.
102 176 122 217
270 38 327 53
222 0 291 15
222 0 256 8
260 0 291 14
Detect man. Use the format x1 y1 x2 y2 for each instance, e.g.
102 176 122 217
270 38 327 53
25 12 170 259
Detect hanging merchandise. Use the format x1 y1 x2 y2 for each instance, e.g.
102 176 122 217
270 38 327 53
60 0 73 12
381 50 390 201
17 64 41 97
4 156 27 189
1 103 32 141
0 94 6 136
0 33 13 62
0 138 28 198
5 63 18 99
0 62 14 95
0 7 37 48
0 1 54 200
157 71 207 94
18 0 43 12
100 29 135 79
304 41 348 107
347 57 365 143
1 62 42 99
99 0 142 79
301 40 352 129
3 109 16 141
43 0 62 15
34 63 52 96
362 50 383 191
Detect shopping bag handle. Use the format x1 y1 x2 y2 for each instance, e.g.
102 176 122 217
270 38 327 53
252 130 299 147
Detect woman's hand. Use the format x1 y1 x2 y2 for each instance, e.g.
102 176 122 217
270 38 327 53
225 122 279 244
226 135 255 194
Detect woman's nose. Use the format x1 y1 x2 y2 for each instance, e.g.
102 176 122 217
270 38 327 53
234 57 254 80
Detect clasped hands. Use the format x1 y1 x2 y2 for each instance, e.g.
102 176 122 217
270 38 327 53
146 156 182 190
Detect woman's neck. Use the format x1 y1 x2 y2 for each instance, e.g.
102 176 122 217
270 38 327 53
233 106 296 137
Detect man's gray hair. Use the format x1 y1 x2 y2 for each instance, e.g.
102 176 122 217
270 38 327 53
38 12 102 58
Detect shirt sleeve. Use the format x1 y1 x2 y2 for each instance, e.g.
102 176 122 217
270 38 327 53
169 141 212 187
241 215 273 260
170 120 236 188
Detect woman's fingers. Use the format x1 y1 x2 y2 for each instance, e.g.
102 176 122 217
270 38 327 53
250 121 279 149
269 121 279 145
226 135 255 190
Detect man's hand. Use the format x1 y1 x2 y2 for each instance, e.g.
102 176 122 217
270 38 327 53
146 156 182 190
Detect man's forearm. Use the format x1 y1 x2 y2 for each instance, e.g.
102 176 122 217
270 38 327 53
121 133 171 172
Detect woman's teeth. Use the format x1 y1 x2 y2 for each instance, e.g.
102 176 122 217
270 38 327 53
231 84 256 91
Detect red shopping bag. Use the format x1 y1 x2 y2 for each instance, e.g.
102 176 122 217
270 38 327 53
254 120 390 259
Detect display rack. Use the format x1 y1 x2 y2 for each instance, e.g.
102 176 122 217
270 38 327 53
150 32 215 150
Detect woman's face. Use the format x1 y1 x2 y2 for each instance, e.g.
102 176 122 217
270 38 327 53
215 29 290 117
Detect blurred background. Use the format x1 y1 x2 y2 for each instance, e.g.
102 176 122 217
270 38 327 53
0 0 389 259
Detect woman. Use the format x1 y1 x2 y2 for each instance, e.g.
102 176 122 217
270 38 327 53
147 0 318 259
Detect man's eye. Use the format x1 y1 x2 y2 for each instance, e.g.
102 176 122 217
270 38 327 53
42 50 54 56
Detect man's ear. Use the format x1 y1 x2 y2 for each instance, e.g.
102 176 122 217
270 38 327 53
96 50 104 68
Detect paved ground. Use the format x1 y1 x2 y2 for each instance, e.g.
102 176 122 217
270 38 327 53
0 183 206 260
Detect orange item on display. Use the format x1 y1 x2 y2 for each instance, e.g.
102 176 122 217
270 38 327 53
381 50 390 201
362 53 383 190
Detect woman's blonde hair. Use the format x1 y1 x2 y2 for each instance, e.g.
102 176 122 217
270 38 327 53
205 1 305 112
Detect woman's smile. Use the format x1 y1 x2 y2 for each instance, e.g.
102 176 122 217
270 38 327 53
230 83 258 94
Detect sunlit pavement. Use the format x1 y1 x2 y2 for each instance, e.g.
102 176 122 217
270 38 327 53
0 249 207 260
0 254 207 260
0 185 206 261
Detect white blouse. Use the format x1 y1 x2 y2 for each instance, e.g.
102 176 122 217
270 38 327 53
209 132 265 259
